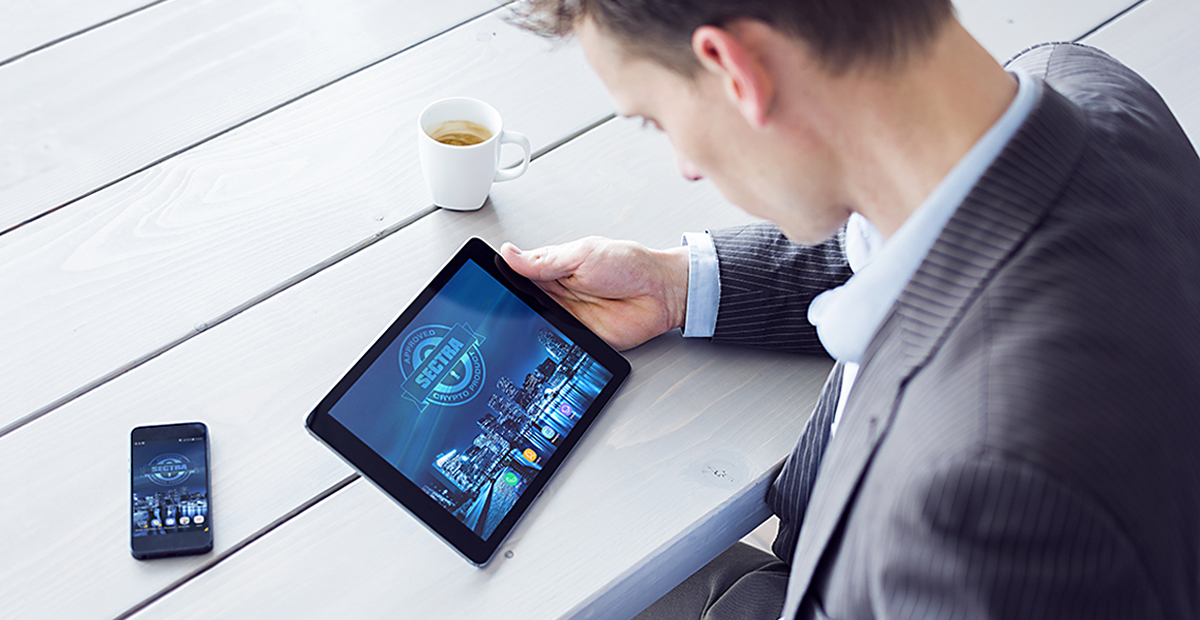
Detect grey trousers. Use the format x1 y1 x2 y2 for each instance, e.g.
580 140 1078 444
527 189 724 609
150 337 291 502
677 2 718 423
632 543 790 620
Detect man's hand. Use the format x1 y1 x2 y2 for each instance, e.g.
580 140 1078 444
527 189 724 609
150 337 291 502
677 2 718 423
500 237 690 351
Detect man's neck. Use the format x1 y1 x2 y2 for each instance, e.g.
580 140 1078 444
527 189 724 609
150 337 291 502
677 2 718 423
817 21 1018 239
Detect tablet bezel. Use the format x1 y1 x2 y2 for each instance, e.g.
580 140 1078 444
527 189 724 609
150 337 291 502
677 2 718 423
306 237 630 566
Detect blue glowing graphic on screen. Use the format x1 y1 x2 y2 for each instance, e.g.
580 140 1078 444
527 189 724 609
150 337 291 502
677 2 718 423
328 261 613 539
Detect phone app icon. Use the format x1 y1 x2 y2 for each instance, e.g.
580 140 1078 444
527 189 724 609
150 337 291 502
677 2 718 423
165 518 176 526
151 519 161 527
194 515 205 524
179 516 191 525
541 426 556 439
522 448 538 462
559 403 572 416
503 471 519 486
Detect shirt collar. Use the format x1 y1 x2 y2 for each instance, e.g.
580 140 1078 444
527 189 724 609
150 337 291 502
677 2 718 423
808 69 1040 363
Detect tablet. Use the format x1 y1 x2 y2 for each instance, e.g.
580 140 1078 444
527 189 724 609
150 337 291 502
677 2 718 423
306 237 630 565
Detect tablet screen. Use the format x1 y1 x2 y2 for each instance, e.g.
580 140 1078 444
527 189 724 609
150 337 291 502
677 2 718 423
309 239 627 562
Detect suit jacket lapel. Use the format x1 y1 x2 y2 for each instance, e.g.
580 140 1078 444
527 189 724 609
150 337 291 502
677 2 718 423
782 80 1090 615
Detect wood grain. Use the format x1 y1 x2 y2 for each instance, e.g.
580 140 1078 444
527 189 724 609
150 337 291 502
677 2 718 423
0 13 614 432
0 116 816 620
1083 0 1200 142
0 0 159 64
574 466 779 619
0 0 498 233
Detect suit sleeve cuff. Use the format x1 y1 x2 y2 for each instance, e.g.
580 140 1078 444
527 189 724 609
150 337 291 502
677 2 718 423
681 231 720 338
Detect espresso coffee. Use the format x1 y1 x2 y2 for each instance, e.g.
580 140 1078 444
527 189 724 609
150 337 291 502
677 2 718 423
418 97 531 210
428 120 493 146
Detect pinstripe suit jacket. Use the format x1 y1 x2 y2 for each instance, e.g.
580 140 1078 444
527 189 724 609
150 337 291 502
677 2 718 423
710 43 1200 619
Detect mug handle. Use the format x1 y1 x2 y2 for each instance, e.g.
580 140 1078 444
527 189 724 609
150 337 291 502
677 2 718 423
494 130 531 182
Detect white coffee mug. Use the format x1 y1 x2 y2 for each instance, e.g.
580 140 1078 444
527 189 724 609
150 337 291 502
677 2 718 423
417 97 532 211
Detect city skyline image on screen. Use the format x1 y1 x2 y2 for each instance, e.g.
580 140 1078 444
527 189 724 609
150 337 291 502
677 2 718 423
131 437 209 538
328 260 613 539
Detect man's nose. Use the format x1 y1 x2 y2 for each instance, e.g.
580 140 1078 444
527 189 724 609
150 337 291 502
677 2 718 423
675 150 704 181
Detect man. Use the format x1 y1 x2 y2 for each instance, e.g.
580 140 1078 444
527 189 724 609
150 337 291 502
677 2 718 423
506 0 1200 618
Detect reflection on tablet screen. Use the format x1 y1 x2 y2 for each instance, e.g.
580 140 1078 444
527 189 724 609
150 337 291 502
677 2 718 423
327 260 613 540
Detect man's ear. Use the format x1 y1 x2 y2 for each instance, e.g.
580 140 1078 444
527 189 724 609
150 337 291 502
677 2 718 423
692 24 774 128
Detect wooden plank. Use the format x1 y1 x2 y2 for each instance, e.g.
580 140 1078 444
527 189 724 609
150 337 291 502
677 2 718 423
0 0 497 234
0 117 816 618
0 0 164 64
0 12 615 432
954 0 1139 61
0 0 161 65
576 468 779 618
1082 0 1200 142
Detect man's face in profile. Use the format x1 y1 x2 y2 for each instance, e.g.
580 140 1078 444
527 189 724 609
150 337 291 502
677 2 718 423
574 17 851 245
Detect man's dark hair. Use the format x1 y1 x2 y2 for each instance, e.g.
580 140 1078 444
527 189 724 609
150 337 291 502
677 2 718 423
511 0 954 75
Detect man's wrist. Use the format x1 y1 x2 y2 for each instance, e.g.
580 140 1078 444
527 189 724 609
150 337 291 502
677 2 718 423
657 245 691 333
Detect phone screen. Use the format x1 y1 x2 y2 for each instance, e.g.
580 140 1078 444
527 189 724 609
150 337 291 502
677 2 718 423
130 422 212 559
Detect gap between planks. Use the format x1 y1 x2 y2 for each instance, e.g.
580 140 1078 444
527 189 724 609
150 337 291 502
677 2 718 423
114 473 361 620
0 0 174 69
0 2 515 238
0 113 616 441
1074 0 1152 41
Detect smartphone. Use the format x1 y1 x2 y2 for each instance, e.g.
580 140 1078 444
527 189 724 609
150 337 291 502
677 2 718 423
130 422 213 560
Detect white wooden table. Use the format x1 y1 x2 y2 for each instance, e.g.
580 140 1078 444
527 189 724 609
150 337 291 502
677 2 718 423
2 1 1195 618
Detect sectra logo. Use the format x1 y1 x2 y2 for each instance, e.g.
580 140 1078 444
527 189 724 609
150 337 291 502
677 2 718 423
142 454 195 487
398 323 486 410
